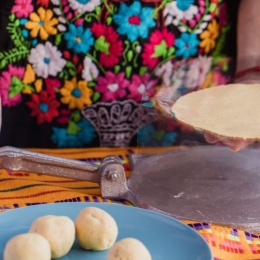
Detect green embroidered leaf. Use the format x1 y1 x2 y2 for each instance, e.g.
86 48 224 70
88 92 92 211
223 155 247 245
139 66 147 76
67 121 82 135
9 13 15 22
110 5 115 14
0 59 7 69
11 76 22 86
127 50 133 62
66 61 76 68
114 65 120 74
0 48 29 69
212 26 230 57
9 77 24 98
24 84 35 92
63 71 69 80
59 71 64 78
95 6 101 16
93 92 101 102
71 111 81 123
126 66 132 78
209 3 216 12
69 68 76 76
85 14 93 22
167 47 175 57
152 40 167 58
55 34 62 46
94 36 110 54
6 19 31 53
223 63 228 72
107 17 112 25
88 82 96 87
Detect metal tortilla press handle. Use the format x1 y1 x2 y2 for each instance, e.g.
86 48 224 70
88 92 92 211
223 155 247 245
0 146 100 183
0 146 132 202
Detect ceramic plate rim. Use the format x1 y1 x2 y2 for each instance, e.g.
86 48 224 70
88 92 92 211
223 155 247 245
0 202 213 260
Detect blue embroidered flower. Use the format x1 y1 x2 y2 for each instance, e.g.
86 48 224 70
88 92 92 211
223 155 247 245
175 33 199 59
177 0 195 11
76 119 97 145
113 1 156 42
64 24 94 54
51 119 96 148
138 124 177 147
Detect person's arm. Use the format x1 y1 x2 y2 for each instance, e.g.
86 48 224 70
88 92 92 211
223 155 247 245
237 0 260 71
235 0 260 80
204 0 260 151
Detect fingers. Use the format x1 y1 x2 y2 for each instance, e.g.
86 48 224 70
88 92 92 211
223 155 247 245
204 132 218 144
204 132 251 151
228 140 251 152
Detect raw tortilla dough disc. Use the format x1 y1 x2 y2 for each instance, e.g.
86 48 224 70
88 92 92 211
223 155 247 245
171 84 260 140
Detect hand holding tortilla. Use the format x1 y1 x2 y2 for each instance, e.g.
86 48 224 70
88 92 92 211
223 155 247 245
171 84 260 150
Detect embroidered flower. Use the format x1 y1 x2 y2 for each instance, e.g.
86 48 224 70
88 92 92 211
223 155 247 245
28 42 66 78
60 77 93 109
95 72 129 101
113 1 156 42
82 56 99 82
22 64 35 84
185 56 212 88
175 33 199 59
128 74 157 102
64 24 94 54
51 118 96 148
164 0 198 26
91 23 123 68
45 78 61 95
0 65 25 107
26 90 59 124
25 7 58 40
138 124 177 146
68 0 100 14
200 20 219 53
218 2 229 28
142 28 175 70
11 0 34 18
37 0 50 8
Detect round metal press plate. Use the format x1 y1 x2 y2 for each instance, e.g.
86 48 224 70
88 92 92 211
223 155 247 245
128 146 260 231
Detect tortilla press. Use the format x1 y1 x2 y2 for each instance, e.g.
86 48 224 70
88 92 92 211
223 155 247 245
1 146 260 232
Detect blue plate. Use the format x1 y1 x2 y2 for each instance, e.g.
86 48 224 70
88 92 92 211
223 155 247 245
0 203 213 260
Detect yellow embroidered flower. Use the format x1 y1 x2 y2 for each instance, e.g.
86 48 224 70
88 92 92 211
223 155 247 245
23 64 35 84
22 87 33 94
200 20 219 53
60 77 93 109
35 79 43 92
25 7 58 40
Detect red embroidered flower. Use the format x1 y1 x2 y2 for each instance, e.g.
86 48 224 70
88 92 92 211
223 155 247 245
26 91 60 124
91 23 123 68
128 73 157 102
142 29 175 70
37 0 50 8
45 78 61 95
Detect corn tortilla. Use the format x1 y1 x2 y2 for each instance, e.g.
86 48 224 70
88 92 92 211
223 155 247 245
171 84 260 140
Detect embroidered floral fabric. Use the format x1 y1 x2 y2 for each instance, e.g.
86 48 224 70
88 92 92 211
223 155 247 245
0 0 234 148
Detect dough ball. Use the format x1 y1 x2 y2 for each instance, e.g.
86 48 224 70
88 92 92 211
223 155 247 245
29 215 75 259
107 238 152 260
3 233 51 260
75 207 118 251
